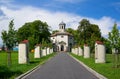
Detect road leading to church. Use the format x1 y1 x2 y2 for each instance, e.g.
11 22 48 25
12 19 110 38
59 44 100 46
22 53 98 79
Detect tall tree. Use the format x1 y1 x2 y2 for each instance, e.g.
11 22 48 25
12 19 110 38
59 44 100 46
77 19 91 44
1 20 17 66
17 20 51 50
108 23 120 49
77 19 102 54
77 19 101 45
108 23 120 68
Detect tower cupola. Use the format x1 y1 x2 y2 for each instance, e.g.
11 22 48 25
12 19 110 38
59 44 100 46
59 21 66 32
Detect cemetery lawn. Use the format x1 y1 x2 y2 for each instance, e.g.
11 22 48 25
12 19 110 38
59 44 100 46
70 53 120 79
0 51 56 79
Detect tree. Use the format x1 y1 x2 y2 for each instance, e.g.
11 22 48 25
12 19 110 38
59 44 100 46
66 28 78 44
52 30 59 34
77 19 101 45
77 19 91 44
108 23 120 68
17 20 51 50
1 20 17 66
108 23 120 49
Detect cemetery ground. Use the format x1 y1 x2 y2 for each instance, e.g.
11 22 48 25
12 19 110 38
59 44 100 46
0 51 55 79
71 53 120 79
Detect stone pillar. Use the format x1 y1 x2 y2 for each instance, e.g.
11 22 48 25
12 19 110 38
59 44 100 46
34 44 41 58
84 44 90 58
18 40 29 64
47 47 50 55
75 47 79 55
42 48 47 56
95 41 106 63
72 48 75 54
72 48 73 53
78 47 83 56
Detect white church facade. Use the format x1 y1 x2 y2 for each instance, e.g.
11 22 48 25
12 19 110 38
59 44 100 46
50 22 74 52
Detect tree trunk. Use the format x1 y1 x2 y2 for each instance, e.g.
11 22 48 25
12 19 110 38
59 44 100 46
7 50 11 67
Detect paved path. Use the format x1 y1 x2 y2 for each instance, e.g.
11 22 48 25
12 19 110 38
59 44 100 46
23 52 98 79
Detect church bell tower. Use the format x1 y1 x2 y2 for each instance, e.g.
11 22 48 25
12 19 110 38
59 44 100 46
59 21 66 32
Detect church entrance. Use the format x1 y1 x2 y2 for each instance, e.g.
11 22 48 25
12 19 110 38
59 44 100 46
61 45 64 51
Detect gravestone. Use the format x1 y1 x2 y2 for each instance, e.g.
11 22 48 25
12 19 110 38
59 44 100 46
18 40 29 64
95 41 106 63
34 44 41 58
78 47 83 56
84 44 90 58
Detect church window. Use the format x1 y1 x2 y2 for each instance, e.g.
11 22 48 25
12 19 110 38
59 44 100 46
61 36 64 38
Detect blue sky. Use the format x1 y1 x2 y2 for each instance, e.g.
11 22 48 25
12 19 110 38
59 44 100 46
0 0 120 44
2 0 119 20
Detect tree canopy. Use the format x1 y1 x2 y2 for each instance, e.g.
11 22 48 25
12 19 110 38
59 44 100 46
17 20 51 50
1 20 17 50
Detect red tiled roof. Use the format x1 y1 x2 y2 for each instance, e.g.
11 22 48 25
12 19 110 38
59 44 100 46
21 40 29 43
96 41 103 44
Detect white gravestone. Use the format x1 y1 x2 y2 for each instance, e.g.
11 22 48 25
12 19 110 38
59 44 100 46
18 40 29 64
84 45 90 58
95 41 106 63
34 44 41 58
78 47 83 56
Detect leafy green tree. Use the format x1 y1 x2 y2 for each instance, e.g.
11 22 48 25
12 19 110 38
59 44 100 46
77 19 101 45
108 23 120 49
52 30 59 34
77 19 91 44
66 28 78 44
1 20 17 66
77 19 102 55
108 23 120 68
17 20 51 50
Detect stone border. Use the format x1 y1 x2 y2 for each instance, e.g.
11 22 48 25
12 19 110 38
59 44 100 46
15 54 55 79
69 53 108 79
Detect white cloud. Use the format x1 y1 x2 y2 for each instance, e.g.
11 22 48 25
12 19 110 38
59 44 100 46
0 5 119 44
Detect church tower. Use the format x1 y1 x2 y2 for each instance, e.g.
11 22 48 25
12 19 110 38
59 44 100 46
59 21 66 32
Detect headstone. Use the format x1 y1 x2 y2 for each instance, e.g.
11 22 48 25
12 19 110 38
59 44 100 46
18 40 29 64
84 44 90 58
78 47 83 56
34 44 41 58
95 41 106 63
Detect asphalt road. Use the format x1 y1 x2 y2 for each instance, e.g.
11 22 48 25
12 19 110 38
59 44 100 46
22 52 98 79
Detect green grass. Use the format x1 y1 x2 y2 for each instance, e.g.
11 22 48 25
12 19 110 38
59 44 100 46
70 53 120 79
0 51 56 79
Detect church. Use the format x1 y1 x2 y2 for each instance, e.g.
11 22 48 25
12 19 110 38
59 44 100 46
50 22 74 52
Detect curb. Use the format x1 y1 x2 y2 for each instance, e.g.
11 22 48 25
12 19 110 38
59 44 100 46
15 54 55 79
69 54 108 79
